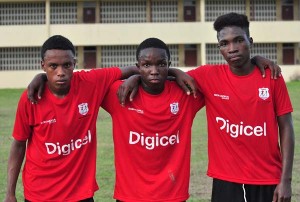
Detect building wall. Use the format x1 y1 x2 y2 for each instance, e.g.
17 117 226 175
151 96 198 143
0 0 299 72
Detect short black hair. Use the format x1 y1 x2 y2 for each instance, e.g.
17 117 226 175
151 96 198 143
41 35 75 59
136 37 170 61
213 12 250 37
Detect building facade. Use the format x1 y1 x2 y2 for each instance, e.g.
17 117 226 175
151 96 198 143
0 0 299 79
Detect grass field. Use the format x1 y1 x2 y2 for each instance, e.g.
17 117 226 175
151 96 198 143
0 81 299 201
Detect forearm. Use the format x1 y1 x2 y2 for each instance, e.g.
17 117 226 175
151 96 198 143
278 114 295 183
6 140 26 197
280 132 294 183
119 66 140 80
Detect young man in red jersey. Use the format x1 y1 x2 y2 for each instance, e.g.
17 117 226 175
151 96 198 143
4 35 144 202
102 38 205 201
186 13 294 202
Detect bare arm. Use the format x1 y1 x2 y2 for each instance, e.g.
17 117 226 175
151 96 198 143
273 113 294 202
119 66 139 80
4 140 26 202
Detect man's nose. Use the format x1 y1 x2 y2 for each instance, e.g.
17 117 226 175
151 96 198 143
150 65 159 74
56 66 65 76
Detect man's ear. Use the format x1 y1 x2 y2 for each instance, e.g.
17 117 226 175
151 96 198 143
41 60 46 72
135 63 140 69
168 61 171 67
249 37 253 46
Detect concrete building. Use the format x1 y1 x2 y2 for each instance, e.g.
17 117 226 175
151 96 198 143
0 0 299 88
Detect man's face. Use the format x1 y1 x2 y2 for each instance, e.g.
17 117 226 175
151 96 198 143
41 49 76 97
136 47 170 94
217 26 253 69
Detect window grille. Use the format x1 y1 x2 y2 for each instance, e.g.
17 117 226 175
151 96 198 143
50 2 77 24
100 44 179 67
0 47 40 71
206 44 225 64
169 45 179 67
205 43 277 64
250 0 276 21
251 43 277 62
0 2 45 25
151 0 178 22
101 46 136 67
100 1 146 23
205 0 245 21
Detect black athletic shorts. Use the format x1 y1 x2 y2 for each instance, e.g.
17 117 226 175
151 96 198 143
25 197 94 202
211 178 276 202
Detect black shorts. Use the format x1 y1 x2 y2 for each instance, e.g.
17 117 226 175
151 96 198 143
25 197 94 202
211 178 276 202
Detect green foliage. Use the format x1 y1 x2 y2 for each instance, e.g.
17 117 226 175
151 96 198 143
0 82 299 201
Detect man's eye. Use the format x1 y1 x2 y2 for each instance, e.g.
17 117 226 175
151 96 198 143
218 42 227 48
64 63 72 68
237 38 244 43
50 64 57 69
159 63 166 67
143 64 150 67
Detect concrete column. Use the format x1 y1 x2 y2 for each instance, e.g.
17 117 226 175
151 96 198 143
200 0 205 22
77 2 83 24
178 44 185 67
96 1 100 23
201 43 206 65
197 44 201 66
77 46 84 69
146 0 151 22
97 46 102 67
178 0 184 22
277 43 283 65
45 0 50 36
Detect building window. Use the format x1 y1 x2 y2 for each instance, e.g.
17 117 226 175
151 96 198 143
100 1 146 23
0 47 40 71
0 2 45 25
250 0 276 21
151 0 178 22
50 2 77 24
205 0 245 22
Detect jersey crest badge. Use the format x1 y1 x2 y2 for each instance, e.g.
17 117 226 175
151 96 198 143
170 102 179 115
258 88 269 100
78 103 89 115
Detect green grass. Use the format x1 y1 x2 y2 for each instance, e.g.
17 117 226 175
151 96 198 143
0 81 299 201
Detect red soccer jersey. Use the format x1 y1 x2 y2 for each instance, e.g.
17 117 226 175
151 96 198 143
188 65 293 184
102 80 204 202
12 68 121 202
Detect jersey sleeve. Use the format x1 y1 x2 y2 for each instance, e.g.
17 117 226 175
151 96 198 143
187 65 210 93
101 80 123 114
273 76 293 116
75 67 122 87
12 90 33 141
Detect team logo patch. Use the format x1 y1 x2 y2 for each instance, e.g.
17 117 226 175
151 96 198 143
170 102 179 115
78 103 89 115
258 88 269 100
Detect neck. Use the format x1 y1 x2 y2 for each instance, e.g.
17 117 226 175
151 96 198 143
229 60 254 76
